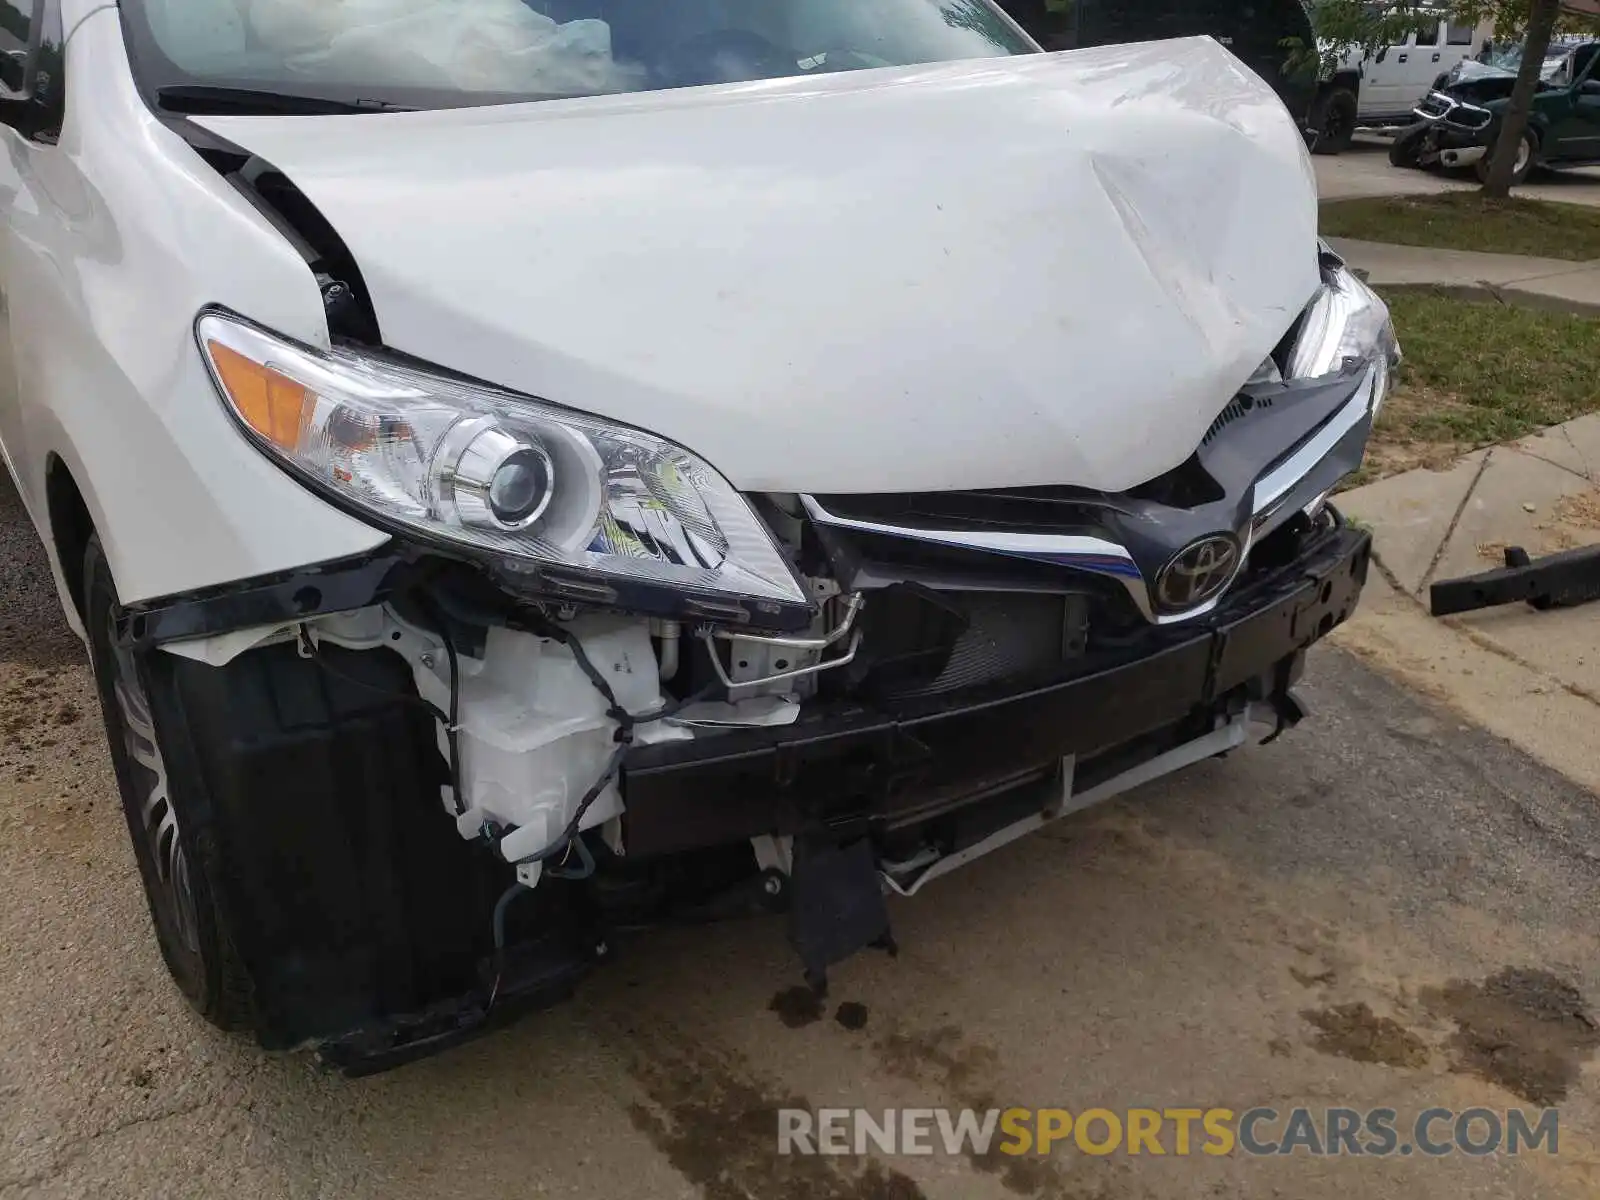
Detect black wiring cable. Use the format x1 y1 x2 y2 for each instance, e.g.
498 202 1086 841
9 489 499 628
414 596 466 816
297 616 467 817
492 880 530 953
296 625 449 727
496 685 716 868
299 608 708 866
546 823 598 880
496 609 714 867
487 879 531 1012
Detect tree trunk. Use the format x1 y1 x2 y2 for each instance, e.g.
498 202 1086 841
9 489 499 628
1481 0 1563 197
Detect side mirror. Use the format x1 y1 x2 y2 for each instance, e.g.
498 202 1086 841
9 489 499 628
1375 46 1388 63
1583 79 1600 95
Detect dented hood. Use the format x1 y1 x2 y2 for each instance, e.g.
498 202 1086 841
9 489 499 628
197 38 1320 495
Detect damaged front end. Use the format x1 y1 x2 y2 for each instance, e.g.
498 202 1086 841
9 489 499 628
122 249 1393 1070
1399 89 1499 169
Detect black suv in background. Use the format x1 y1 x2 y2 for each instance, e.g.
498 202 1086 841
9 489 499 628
997 0 1319 131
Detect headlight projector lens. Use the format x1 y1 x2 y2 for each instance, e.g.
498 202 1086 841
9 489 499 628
488 448 554 526
450 424 555 532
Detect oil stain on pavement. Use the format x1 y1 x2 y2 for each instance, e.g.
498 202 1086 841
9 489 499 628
1424 967 1600 1105
624 1031 927 1199
1301 1002 1431 1069
872 1023 1128 1199
769 985 826 1029
1300 965 1600 1108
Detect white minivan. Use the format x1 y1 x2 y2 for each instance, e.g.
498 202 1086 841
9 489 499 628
0 0 1393 1070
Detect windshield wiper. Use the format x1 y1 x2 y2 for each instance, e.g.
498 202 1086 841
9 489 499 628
156 85 412 116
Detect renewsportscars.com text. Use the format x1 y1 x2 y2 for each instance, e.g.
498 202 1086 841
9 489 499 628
777 1106 1559 1158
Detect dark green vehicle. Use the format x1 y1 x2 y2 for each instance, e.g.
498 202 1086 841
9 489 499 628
1392 41 1600 183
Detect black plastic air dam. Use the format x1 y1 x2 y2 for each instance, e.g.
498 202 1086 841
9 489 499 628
620 524 1371 858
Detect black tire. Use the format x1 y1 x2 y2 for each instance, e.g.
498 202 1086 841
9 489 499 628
1476 128 1538 186
84 536 255 1031
1388 125 1425 169
1310 87 1358 156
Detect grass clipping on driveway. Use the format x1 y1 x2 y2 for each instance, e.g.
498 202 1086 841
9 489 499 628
1321 193 1600 261
1358 289 1600 483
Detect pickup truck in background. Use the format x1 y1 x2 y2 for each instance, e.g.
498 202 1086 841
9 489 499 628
1313 10 1482 153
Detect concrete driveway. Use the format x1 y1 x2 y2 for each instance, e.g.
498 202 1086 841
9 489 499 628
1316 134 1600 205
4 471 1600 1200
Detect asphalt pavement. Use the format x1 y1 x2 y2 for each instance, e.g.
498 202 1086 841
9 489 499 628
3 471 1600 1199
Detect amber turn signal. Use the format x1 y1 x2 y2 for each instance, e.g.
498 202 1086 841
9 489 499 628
206 340 312 452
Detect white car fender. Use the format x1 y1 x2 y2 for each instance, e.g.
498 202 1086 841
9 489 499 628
0 7 387 621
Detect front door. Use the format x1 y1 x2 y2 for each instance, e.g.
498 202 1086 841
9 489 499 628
1547 47 1600 160
1388 16 1446 113
1359 30 1419 117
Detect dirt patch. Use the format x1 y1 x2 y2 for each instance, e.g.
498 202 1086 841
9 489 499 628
1357 427 1474 484
625 1035 928 1200
0 476 83 671
0 670 95 785
1552 488 1600 530
1421 967 1600 1105
769 986 824 1029
1302 1002 1430 1069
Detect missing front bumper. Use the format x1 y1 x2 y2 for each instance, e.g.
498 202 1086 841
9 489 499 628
621 523 1371 858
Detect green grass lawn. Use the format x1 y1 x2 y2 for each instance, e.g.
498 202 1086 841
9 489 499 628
1353 289 1600 484
1321 193 1600 261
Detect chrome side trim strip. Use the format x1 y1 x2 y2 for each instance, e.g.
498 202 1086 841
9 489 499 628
1251 366 1375 520
797 494 1160 620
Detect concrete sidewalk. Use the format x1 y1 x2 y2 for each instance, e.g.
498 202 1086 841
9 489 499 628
1329 236 1600 314
1339 414 1600 724
1317 233 1600 789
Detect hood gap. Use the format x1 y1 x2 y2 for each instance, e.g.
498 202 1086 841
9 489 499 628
175 120 383 347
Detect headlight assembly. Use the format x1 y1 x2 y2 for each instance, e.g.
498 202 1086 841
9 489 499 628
1286 258 1402 415
197 311 809 625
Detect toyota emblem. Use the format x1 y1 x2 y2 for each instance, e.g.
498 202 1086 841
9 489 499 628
1155 535 1241 613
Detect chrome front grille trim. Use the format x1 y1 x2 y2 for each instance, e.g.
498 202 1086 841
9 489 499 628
799 493 1173 623
800 366 1374 627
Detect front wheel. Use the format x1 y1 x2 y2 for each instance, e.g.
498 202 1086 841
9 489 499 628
1389 124 1426 169
84 536 255 1031
1310 87 1358 156
1477 128 1537 186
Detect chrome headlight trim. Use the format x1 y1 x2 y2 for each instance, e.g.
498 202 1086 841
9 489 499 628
1286 261 1399 384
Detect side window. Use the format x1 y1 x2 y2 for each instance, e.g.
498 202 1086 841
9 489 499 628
1446 21 1475 46
1574 44 1598 84
0 0 33 92
1415 19 1442 48
26 0 61 142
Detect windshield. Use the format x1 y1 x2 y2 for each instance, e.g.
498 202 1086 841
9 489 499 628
122 0 1036 110
1485 43 1585 76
